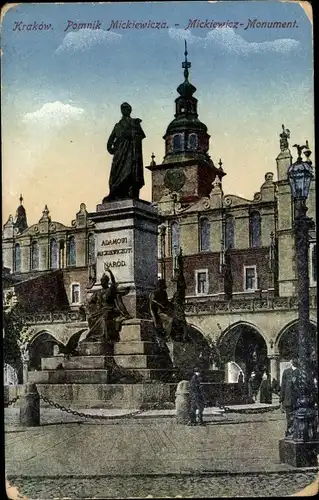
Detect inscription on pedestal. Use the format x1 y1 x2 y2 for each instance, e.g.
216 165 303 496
96 231 133 284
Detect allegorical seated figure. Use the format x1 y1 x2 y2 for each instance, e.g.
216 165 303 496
149 279 174 348
104 102 146 202
84 269 130 352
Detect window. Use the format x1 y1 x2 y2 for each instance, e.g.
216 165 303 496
31 241 39 270
88 233 95 264
173 134 183 152
71 284 80 304
188 133 198 150
171 221 180 257
14 243 21 273
225 215 234 249
199 218 211 252
249 212 261 248
196 269 209 295
67 236 76 266
50 239 58 269
310 242 317 286
59 241 65 268
244 266 257 291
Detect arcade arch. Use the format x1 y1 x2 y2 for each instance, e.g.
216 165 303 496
28 331 60 370
217 322 268 387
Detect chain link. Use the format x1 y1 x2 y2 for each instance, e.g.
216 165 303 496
4 396 20 408
39 394 161 420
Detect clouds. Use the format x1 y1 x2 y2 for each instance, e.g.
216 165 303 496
22 101 85 129
168 27 299 54
56 29 121 53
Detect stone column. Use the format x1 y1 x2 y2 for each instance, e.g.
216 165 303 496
268 353 280 382
21 347 30 384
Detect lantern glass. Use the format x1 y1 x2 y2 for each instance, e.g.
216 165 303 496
287 161 314 200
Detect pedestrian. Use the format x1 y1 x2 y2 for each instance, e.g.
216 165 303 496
259 371 272 404
271 377 280 396
238 371 245 394
188 367 205 426
280 358 299 438
248 371 259 402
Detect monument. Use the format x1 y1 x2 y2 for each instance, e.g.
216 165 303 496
29 104 175 408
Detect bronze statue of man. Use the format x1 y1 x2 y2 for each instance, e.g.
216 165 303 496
84 270 130 349
104 102 146 202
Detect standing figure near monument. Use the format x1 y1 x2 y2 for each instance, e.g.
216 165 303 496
84 270 130 351
104 102 146 202
188 367 205 426
280 358 299 438
248 371 259 402
259 371 272 404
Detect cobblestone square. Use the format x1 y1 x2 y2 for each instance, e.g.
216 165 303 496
5 407 319 498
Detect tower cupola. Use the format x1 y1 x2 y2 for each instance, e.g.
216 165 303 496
14 194 28 233
163 41 211 164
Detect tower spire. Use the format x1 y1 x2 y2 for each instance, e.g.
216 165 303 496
182 40 191 81
14 193 28 233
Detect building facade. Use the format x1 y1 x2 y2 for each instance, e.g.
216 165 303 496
2 49 316 384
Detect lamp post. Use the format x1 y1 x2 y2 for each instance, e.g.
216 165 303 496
279 142 318 467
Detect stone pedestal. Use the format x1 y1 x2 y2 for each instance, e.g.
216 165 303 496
32 319 176 407
88 199 159 318
175 380 191 424
279 438 319 467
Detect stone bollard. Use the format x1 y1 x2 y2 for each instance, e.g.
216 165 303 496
20 383 40 427
175 380 191 424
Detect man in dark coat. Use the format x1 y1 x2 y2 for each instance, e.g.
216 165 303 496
248 371 259 401
280 358 299 438
188 367 205 426
259 371 272 404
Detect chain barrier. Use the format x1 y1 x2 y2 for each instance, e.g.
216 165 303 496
4 394 280 416
39 394 162 420
221 404 280 414
4 396 20 408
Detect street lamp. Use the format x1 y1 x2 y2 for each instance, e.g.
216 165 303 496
279 142 318 466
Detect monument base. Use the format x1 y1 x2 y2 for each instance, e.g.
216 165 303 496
31 318 177 408
37 383 173 409
279 438 319 467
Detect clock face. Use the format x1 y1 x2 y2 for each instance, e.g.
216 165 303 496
164 168 186 192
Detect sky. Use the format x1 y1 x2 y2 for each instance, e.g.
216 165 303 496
1 1 314 226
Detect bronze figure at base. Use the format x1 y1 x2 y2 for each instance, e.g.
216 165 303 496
82 269 131 350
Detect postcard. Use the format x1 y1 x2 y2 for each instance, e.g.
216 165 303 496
2 1 317 499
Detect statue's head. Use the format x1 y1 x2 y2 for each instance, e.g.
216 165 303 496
121 102 132 117
100 273 110 289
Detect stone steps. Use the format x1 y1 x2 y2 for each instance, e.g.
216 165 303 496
117 368 176 382
28 369 109 384
41 356 107 370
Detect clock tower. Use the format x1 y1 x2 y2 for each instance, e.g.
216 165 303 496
147 42 225 208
